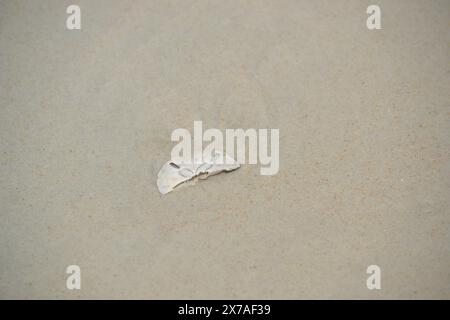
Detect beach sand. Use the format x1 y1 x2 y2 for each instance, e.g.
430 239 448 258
0 0 449 299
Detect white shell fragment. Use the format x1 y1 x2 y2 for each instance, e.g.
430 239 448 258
157 151 240 194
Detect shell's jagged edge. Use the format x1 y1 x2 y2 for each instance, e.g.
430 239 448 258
156 154 240 195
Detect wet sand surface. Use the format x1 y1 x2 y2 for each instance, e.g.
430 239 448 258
0 0 449 298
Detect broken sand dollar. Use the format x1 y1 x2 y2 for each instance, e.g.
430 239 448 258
157 152 240 194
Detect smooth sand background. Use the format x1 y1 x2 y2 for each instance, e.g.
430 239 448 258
0 0 449 299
